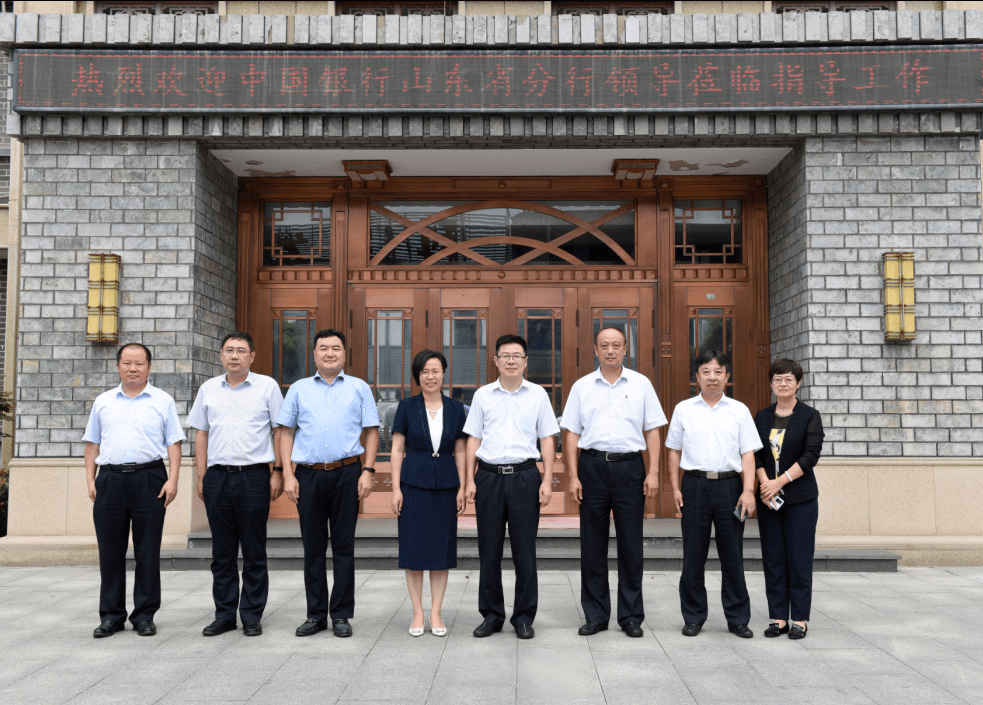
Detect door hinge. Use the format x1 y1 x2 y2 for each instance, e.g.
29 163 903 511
349 310 353 328
576 310 579 327
576 348 580 366
425 310 429 327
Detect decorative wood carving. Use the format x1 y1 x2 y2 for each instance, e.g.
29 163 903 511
347 268 658 282
672 266 748 281
612 159 659 189
343 160 392 188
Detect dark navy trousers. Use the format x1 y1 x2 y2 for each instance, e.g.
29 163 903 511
757 497 818 622
92 463 167 626
578 452 646 629
202 464 271 623
679 473 751 627
296 463 361 621
475 466 541 628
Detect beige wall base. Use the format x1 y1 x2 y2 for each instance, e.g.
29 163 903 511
0 534 188 567
5 457 208 538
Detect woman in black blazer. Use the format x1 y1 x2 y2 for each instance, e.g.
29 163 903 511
754 358 825 640
390 350 468 638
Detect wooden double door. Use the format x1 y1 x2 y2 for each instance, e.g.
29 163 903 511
349 283 658 516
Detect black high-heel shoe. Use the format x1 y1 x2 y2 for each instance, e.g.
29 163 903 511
764 622 790 638
789 623 808 640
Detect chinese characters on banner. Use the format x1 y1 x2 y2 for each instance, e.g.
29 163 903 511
14 47 983 113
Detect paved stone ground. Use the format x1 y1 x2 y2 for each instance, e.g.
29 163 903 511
2 566 983 704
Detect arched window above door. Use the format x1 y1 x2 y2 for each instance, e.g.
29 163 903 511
368 200 635 267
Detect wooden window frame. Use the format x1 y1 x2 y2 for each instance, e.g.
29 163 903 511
95 1 218 14
336 1 457 16
552 1 673 16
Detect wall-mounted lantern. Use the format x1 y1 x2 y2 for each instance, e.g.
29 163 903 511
882 251 915 341
87 253 121 343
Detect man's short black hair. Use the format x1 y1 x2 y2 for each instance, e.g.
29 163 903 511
411 350 447 385
221 332 255 352
694 349 731 376
768 358 803 383
495 334 527 355
313 328 346 351
594 326 627 345
116 343 152 364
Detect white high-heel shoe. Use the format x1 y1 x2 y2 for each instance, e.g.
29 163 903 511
409 625 425 637
431 625 447 637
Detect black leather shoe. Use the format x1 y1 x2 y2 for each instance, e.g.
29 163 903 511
243 619 263 637
729 623 754 639
135 621 157 637
515 624 535 639
202 618 237 637
623 622 643 638
472 619 503 638
295 618 328 637
788 623 808 640
578 622 609 636
93 620 124 638
681 623 702 637
332 618 353 638
764 622 790 638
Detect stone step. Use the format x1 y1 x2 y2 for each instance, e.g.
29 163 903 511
140 518 898 572
145 546 899 572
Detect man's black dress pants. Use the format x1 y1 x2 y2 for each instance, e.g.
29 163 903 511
92 462 167 626
202 464 271 623
578 452 646 629
679 472 751 627
475 465 541 628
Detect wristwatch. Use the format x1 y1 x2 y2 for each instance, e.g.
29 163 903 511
362 466 376 473
272 466 283 472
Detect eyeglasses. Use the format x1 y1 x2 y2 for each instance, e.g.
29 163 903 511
771 376 797 385
223 347 250 356
496 354 526 361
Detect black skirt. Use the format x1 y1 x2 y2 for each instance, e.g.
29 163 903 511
397 483 458 571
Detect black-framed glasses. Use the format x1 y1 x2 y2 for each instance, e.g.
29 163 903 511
496 354 526 361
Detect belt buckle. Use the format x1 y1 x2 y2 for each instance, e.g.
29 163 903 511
707 471 720 480
120 463 137 473
604 452 618 462
500 465 514 475
229 465 243 473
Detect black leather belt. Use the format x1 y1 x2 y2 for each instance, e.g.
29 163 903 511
684 469 740 480
101 459 165 473
583 448 642 462
478 459 537 475
210 463 269 473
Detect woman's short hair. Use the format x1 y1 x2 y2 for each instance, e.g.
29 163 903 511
411 350 447 386
768 358 803 383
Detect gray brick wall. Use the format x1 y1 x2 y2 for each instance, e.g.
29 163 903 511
192 147 238 388
767 143 810 371
767 135 983 458
15 138 237 458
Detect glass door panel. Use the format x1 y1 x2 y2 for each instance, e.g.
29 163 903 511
442 309 488 407
366 309 413 462
592 308 639 371
688 307 734 398
271 309 317 396
517 308 563 417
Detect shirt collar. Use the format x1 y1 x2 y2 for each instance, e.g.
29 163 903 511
221 371 256 389
114 381 154 400
695 392 730 409
314 370 346 386
591 366 629 386
492 377 530 394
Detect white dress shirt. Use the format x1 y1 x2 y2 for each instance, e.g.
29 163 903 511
664 394 763 473
82 382 186 466
427 405 443 453
462 378 560 464
559 367 668 453
186 371 284 466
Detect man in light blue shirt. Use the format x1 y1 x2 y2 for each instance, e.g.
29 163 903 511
187 331 284 638
560 327 667 639
278 328 380 638
463 334 559 640
82 343 186 639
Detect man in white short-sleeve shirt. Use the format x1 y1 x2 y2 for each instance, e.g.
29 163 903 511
560 327 667 639
666 349 763 639
186 332 284 638
463 334 560 640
